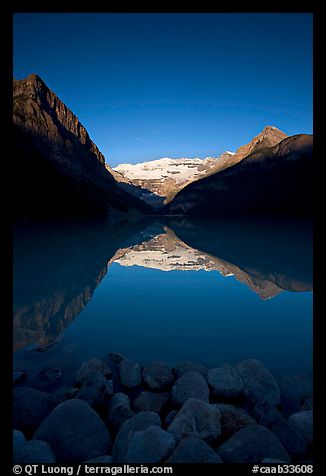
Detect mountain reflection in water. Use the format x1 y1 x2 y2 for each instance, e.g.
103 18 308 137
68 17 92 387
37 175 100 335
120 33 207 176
13 216 312 366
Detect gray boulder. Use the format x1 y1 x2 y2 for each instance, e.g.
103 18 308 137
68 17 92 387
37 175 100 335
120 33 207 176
217 424 290 463
168 398 221 444
214 403 255 440
288 410 313 447
171 371 209 407
112 411 161 462
13 387 57 435
142 361 174 389
14 439 56 463
271 420 307 460
76 358 112 385
133 391 170 414
173 361 208 378
119 359 142 388
207 365 244 399
236 359 280 405
167 436 223 463
33 399 111 463
125 426 175 463
107 393 135 435
77 373 113 408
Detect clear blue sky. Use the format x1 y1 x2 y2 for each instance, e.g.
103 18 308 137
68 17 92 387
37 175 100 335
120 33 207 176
13 13 313 167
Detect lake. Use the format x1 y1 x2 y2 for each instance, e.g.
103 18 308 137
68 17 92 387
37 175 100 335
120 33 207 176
13 215 313 391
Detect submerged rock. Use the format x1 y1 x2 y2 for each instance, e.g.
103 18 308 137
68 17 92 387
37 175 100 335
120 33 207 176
119 359 142 388
13 387 57 435
112 411 161 462
271 419 307 460
217 424 290 463
142 361 174 389
207 365 244 399
173 361 208 378
288 410 313 447
168 398 221 443
236 359 281 405
76 359 112 385
77 373 113 408
278 374 313 417
214 403 255 440
167 435 223 463
107 393 135 435
109 352 125 364
33 399 112 463
124 425 175 463
133 391 170 414
171 371 209 407
14 439 56 464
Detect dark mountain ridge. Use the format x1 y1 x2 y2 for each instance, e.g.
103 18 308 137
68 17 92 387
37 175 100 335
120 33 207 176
167 133 313 215
13 74 151 218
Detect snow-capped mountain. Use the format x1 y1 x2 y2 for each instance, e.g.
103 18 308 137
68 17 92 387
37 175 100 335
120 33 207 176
112 152 236 205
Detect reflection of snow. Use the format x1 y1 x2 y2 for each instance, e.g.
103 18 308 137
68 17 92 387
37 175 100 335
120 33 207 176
108 227 283 300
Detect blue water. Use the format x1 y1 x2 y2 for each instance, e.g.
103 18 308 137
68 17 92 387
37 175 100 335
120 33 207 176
13 216 313 387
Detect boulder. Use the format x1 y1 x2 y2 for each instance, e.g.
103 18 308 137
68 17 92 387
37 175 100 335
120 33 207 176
142 361 174 389
278 374 313 417
119 359 142 388
14 439 56 464
236 359 280 405
217 424 290 463
13 430 26 461
167 435 223 463
124 425 175 463
271 420 307 460
107 393 135 435
171 371 209 408
76 359 112 385
77 373 113 408
112 411 161 462
13 387 57 435
168 398 221 444
252 402 284 428
288 410 313 447
214 403 255 440
207 365 244 399
165 410 178 427
133 392 170 414
33 399 111 463
173 361 208 378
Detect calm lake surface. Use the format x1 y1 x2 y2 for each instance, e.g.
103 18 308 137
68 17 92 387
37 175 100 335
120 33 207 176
13 216 313 390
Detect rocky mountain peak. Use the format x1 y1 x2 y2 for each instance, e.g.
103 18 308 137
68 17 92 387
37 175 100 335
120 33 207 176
234 125 288 160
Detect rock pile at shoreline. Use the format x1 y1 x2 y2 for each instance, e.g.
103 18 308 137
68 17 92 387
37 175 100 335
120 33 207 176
13 356 313 464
